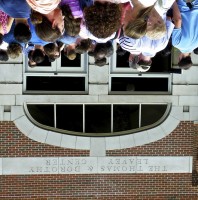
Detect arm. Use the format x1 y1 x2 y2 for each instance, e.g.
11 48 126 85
6 17 14 34
172 1 182 28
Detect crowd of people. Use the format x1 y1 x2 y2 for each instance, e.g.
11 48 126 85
0 0 197 70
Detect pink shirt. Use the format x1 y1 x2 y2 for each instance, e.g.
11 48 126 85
0 10 8 34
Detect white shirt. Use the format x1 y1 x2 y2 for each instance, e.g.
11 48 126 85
138 0 175 17
119 20 174 57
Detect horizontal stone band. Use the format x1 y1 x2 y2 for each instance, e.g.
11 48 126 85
0 156 192 175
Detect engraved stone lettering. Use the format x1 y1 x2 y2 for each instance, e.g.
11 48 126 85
129 159 135 164
108 159 114 165
88 166 93 171
52 167 58 172
29 167 34 172
149 166 153 171
43 167 50 173
82 159 86 164
46 160 51 165
137 166 143 171
129 166 136 171
115 159 120 164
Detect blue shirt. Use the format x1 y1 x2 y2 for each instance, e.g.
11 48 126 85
58 34 78 45
172 0 198 53
28 19 49 46
3 22 25 48
0 0 30 18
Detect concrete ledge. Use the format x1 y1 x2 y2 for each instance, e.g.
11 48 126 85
0 84 22 94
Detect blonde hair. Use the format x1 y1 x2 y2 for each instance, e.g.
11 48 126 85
146 21 166 39
124 5 154 39
65 48 76 60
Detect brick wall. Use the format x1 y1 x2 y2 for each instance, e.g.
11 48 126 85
0 121 198 199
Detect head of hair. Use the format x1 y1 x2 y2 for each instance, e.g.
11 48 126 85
7 42 22 59
105 41 114 57
61 5 81 37
178 56 192 70
124 5 154 39
146 19 166 39
0 49 9 61
94 41 114 59
31 11 62 42
28 50 34 60
64 47 76 60
32 49 45 64
44 43 60 58
84 2 121 38
95 57 107 67
14 23 31 43
75 39 92 54
88 51 95 57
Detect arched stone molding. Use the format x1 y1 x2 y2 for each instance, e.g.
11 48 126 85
11 105 198 151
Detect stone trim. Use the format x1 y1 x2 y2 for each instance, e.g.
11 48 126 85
0 156 193 175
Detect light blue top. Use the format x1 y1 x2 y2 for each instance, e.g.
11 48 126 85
172 0 198 53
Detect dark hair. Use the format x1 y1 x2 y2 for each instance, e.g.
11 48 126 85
28 50 34 60
44 43 55 54
94 41 113 59
14 23 31 43
32 49 45 64
0 49 9 61
64 47 76 60
31 11 62 42
48 57 56 62
7 42 22 59
61 5 81 37
95 57 107 67
75 39 92 54
105 41 114 57
178 56 192 70
193 47 198 55
84 2 121 38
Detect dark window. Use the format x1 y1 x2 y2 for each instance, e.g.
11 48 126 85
113 105 139 131
141 104 167 127
27 104 54 127
26 76 85 91
111 77 169 92
56 105 83 132
85 105 111 133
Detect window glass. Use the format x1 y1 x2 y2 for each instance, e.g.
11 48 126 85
113 105 139 132
85 105 111 133
26 76 85 91
141 104 167 127
27 104 54 127
56 105 83 132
